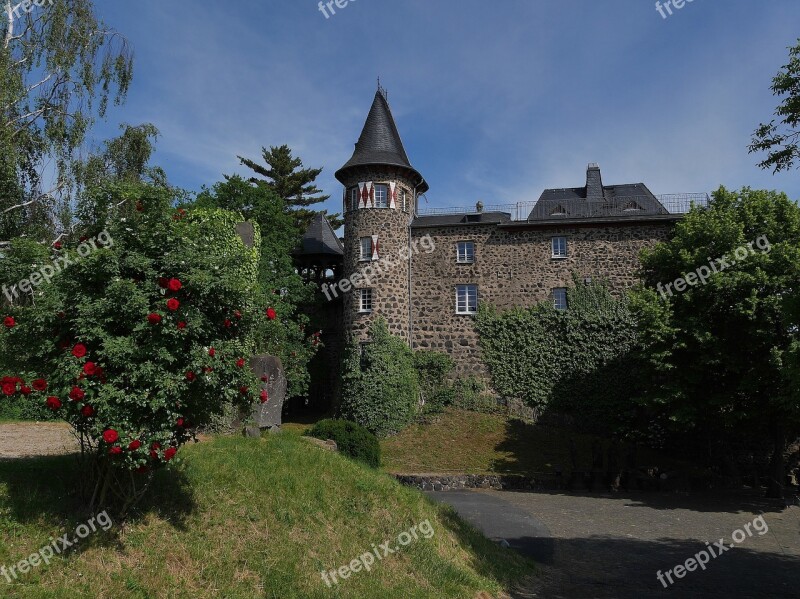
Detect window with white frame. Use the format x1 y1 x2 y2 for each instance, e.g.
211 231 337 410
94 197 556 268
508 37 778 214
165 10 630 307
401 189 407 212
374 184 388 208
359 237 373 261
358 288 373 313
552 288 568 311
456 241 475 264
551 236 568 258
456 284 478 314
350 187 360 211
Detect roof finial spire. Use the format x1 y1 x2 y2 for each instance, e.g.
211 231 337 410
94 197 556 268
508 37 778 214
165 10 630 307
377 77 387 101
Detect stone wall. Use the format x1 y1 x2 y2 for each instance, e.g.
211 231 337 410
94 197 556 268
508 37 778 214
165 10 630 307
409 220 675 376
340 168 416 344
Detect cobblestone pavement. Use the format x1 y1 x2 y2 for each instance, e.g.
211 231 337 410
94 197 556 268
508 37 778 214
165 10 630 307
430 489 800 598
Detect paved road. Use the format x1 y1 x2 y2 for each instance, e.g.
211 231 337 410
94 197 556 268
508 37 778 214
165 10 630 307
429 489 800 598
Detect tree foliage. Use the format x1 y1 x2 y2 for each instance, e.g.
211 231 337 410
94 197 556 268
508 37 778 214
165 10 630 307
0 0 133 241
750 39 800 173
339 319 419 437
237 144 341 231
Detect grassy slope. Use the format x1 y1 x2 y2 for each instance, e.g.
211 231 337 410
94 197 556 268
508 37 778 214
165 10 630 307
382 408 688 475
0 433 532 598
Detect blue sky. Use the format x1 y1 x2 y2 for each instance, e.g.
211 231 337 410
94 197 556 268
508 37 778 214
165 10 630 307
90 0 800 218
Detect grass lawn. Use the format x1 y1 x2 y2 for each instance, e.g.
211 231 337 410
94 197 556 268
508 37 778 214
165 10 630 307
0 433 533 598
381 408 690 476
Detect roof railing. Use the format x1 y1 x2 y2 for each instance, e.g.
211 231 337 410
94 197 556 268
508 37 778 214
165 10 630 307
416 193 710 221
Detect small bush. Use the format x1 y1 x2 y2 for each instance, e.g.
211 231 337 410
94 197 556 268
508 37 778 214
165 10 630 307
307 419 381 468
413 351 455 416
339 318 419 437
453 377 498 414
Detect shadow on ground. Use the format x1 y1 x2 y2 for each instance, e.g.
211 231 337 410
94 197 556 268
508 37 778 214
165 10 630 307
0 452 197 550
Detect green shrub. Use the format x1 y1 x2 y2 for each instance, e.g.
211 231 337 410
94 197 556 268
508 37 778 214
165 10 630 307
453 377 498 414
413 350 455 415
339 318 419 437
307 419 381 468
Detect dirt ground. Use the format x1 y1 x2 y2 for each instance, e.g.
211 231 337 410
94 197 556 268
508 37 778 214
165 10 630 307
0 422 80 459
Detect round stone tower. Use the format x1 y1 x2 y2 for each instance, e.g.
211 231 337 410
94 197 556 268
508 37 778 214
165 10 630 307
335 89 428 344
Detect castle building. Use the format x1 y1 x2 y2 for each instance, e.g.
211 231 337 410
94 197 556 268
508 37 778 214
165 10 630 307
301 89 706 379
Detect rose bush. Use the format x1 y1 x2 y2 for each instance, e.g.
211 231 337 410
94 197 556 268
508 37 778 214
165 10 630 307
0 183 273 511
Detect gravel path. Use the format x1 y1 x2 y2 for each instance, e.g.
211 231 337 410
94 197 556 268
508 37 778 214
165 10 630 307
430 489 800 598
0 422 79 459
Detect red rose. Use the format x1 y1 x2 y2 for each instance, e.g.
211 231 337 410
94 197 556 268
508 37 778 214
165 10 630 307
128 440 142 451
208 347 216 357
151 442 161 450
20 385 31 396
102 429 119 444
3 316 15 328
266 307 277 320
166 298 180 312
32 378 47 392
260 389 269 404
148 313 162 325
202 366 213 373
72 343 87 358
158 277 169 289
236 358 245 368
79 235 88 243
53 241 62 250
80 405 95 417
260 375 269 383
168 278 182 292
1 381 15 396
69 387 85 402
185 371 196 382
46 396 62 411
164 447 177 461
177 321 187 330
224 319 232 328
176 418 185 427
108 446 123 456
234 310 242 320
239 386 249 395
83 362 97 376
136 201 144 212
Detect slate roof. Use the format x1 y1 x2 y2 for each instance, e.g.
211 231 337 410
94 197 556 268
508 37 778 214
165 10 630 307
527 165 668 220
295 213 344 257
411 212 512 228
335 91 429 193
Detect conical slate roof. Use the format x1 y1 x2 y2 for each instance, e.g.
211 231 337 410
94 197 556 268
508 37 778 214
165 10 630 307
295 213 344 257
335 91 428 193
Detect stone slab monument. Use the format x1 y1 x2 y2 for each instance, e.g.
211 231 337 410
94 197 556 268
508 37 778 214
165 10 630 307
248 354 287 432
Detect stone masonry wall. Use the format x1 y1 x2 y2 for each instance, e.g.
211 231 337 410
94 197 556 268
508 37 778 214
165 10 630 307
339 168 416 344
409 220 675 377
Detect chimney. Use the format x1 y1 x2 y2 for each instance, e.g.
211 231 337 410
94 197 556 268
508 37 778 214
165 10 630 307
586 163 604 201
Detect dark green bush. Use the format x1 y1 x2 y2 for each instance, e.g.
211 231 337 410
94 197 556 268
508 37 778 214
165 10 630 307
413 351 455 415
307 419 381 468
339 318 419 437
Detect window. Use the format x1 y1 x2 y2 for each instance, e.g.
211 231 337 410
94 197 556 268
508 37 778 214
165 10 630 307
401 189 408 212
358 289 373 313
374 184 388 208
359 237 373 261
552 288 568 311
456 284 478 314
552 236 568 258
456 241 475 264
350 187 360 211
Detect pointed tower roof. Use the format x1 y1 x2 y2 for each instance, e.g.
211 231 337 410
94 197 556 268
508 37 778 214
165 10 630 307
335 90 428 193
294 213 344 257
